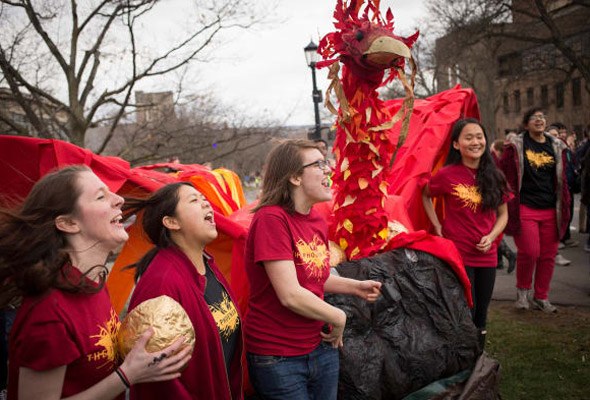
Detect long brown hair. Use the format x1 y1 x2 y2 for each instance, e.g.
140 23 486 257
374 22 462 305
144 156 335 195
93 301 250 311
0 165 108 307
254 139 321 213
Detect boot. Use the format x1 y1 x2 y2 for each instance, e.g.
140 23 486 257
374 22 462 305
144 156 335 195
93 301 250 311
499 239 516 274
506 249 516 274
496 247 504 270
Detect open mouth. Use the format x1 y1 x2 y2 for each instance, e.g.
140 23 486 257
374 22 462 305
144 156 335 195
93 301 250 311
110 214 123 226
204 211 215 225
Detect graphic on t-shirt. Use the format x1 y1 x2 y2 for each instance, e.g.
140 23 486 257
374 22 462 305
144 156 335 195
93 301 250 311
295 235 328 280
88 308 120 367
208 292 240 340
525 149 554 169
451 183 481 212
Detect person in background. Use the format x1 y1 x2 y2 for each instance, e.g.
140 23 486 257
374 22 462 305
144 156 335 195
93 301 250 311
0 166 191 400
245 139 381 400
549 124 579 252
125 183 243 400
500 108 571 313
576 129 590 237
580 145 590 252
545 127 574 266
423 118 510 349
490 139 517 273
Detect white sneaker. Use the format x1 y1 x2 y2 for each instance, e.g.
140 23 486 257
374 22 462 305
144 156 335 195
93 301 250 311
554 254 571 266
532 297 557 313
515 289 530 310
558 242 566 250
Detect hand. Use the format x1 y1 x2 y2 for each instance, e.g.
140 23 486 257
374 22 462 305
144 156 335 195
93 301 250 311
321 309 346 349
355 280 382 302
476 234 494 253
120 328 193 385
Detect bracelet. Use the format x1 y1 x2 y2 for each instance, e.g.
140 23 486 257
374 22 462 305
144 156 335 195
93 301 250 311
115 367 131 388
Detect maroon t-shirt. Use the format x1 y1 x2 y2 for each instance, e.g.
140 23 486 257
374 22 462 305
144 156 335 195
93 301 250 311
8 268 122 399
245 205 331 356
429 163 503 267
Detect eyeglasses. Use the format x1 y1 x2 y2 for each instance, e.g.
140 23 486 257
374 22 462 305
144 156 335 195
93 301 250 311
301 159 330 171
529 114 546 121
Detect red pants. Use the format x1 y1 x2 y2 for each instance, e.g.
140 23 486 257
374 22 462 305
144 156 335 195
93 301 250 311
513 205 559 300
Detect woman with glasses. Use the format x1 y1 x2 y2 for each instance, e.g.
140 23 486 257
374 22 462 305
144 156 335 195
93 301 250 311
244 139 381 400
499 107 571 313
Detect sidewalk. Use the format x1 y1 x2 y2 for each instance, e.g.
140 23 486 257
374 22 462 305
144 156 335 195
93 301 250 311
493 195 590 307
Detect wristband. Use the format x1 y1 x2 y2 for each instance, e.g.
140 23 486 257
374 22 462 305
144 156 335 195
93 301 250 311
115 367 131 388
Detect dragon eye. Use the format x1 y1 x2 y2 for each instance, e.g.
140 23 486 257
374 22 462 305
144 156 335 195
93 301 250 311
355 31 364 41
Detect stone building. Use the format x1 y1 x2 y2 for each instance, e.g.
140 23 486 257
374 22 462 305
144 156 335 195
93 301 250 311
435 0 590 140
0 87 69 137
135 90 176 127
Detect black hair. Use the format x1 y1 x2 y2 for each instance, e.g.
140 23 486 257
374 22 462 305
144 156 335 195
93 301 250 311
124 182 193 281
521 107 545 128
445 118 509 211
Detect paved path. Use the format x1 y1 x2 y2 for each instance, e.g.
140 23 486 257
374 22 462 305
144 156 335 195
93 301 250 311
493 195 590 307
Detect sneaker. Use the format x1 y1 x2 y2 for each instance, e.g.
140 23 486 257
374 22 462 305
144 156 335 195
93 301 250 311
532 297 557 313
515 289 530 310
554 254 571 266
558 242 566 250
562 239 579 247
585 242 590 252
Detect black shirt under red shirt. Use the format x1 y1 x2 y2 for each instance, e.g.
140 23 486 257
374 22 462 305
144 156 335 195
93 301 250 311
520 132 557 209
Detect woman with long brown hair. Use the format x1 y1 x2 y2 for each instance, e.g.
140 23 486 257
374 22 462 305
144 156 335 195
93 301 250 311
244 139 382 400
0 166 191 400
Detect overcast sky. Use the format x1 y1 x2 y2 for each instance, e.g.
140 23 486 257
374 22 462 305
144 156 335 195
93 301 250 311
139 0 427 127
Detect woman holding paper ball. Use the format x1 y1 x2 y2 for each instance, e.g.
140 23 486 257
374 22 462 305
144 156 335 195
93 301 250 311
125 182 243 400
0 165 191 400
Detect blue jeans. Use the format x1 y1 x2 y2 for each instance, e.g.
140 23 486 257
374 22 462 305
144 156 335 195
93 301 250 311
247 342 339 400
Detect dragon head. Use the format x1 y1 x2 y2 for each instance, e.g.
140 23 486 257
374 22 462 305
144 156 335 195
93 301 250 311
318 0 419 84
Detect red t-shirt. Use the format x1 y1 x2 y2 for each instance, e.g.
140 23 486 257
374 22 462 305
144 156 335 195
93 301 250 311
8 268 122 399
245 205 331 356
429 163 503 267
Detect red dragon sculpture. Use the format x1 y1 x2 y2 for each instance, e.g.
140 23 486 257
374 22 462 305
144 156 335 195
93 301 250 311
317 0 418 260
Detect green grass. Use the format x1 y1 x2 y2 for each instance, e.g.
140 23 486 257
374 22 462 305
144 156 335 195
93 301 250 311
486 301 590 400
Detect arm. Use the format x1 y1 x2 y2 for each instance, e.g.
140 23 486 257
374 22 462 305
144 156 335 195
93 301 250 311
264 260 346 348
18 330 192 400
476 203 508 253
422 184 443 236
323 274 381 302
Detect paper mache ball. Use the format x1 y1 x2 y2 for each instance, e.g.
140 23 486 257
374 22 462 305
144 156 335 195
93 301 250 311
117 295 195 359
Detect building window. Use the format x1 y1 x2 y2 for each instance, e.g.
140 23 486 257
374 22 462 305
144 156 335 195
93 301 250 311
572 77 581 106
503 92 509 113
555 82 565 109
541 85 548 107
514 90 521 113
526 87 534 107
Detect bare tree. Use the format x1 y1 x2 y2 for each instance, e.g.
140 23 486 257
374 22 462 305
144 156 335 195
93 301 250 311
426 0 590 93
0 0 269 151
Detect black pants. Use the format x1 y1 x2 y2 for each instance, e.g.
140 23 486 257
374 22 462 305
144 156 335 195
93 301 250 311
465 266 496 331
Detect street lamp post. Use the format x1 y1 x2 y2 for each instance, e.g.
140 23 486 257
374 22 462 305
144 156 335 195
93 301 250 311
304 40 322 141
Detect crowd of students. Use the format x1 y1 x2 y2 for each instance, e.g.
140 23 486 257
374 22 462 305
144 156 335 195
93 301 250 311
0 106 587 399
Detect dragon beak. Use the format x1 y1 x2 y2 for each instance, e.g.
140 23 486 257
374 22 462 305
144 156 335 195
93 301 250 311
364 36 411 67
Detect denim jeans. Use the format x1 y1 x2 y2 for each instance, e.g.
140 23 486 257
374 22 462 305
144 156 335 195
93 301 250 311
247 341 339 400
